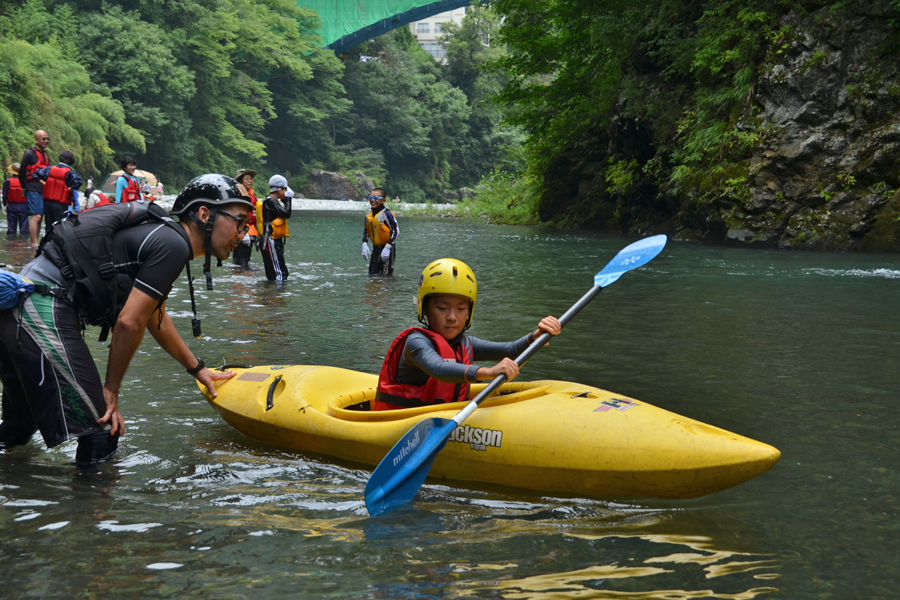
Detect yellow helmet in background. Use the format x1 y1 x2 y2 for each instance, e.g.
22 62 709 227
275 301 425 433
417 258 478 328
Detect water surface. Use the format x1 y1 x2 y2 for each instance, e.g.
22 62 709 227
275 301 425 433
0 211 897 598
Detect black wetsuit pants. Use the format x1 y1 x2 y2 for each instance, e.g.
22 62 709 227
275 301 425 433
369 244 395 277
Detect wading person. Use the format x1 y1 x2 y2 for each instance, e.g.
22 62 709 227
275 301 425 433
373 258 560 411
257 174 292 282
19 130 50 250
33 150 82 236
2 164 29 235
232 169 259 269
115 156 141 203
361 188 398 277
0 174 251 464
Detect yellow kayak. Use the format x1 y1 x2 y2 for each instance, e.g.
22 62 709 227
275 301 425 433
200 365 780 499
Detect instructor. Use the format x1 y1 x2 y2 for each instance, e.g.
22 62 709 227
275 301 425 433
0 174 252 464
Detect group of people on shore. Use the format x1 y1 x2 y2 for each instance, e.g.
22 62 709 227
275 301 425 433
0 129 559 474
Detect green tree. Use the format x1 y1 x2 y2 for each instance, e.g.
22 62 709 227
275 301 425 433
0 0 144 175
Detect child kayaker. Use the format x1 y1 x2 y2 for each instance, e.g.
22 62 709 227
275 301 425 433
373 258 561 411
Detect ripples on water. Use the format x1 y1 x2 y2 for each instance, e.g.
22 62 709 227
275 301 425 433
1 213 898 598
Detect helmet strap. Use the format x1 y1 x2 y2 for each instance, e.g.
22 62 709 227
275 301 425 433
184 261 202 338
202 208 217 291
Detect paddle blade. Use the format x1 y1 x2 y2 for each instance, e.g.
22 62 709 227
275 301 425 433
594 234 667 287
365 417 455 517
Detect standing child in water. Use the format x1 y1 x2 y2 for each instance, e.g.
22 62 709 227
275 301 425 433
361 188 398 276
373 258 561 411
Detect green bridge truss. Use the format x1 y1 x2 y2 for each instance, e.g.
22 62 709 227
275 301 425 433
299 0 478 53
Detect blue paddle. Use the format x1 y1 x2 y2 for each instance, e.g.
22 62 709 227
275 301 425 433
364 234 668 516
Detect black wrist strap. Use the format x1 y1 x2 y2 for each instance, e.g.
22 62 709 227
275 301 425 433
186 357 205 376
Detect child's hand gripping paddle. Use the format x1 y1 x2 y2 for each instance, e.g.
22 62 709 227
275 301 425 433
364 234 668 516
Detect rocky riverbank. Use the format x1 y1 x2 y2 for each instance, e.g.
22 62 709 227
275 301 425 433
538 1 900 251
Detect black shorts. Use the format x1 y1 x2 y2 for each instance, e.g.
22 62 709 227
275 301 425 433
0 287 110 448
43 200 69 233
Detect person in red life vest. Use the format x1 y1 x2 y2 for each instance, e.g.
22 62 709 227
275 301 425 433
373 258 561 411
232 169 259 268
19 130 50 250
84 190 111 211
33 150 83 237
2 163 29 235
115 156 141 203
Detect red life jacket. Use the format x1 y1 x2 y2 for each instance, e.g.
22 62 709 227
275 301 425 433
118 174 141 202
85 192 111 211
43 165 72 204
374 327 472 411
25 148 49 180
7 177 25 203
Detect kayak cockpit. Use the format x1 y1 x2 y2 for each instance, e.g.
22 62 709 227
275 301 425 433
327 381 554 422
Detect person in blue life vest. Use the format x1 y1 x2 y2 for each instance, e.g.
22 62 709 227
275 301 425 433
257 174 292 282
361 188 398 276
19 130 50 250
0 174 249 465
33 150 82 238
115 156 142 203
2 163 29 235
373 258 562 411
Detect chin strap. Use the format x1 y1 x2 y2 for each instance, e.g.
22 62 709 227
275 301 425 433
166 213 204 339
187 209 217 291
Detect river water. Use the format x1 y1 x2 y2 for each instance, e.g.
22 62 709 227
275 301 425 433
0 210 897 599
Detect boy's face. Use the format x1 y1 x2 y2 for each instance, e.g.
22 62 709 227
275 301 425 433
368 190 386 209
425 294 470 340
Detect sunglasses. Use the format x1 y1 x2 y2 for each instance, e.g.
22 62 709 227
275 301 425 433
218 210 250 234
367 195 385 200
40 137 49 141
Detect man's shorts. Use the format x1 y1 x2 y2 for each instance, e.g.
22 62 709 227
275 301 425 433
25 190 43 216
0 286 109 448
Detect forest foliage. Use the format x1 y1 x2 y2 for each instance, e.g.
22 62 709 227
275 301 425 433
0 0 515 201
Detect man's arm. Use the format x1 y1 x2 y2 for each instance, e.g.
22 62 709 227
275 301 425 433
67 170 83 190
18 150 33 188
385 209 399 245
146 302 235 396
115 177 126 203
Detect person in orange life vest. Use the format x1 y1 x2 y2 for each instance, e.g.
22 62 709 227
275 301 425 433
115 156 141 203
232 169 259 268
2 163 29 235
361 187 398 277
258 175 292 282
373 259 562 411
33 150 82 238
19 130 50 250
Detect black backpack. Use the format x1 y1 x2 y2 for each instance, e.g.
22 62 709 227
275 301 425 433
40 202 190 339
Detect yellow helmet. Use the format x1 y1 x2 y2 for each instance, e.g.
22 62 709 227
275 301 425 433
417 258 477 328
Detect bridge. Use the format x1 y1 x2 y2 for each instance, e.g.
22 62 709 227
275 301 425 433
298 0 477 54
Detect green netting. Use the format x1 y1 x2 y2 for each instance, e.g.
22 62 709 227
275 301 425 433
299 0 434 47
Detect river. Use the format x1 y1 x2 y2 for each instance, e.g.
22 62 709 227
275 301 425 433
0 210 897 598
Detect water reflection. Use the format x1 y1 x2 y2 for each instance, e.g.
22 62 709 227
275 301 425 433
1 212 898 598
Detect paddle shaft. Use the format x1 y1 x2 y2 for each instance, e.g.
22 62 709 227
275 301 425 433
452 284 603 425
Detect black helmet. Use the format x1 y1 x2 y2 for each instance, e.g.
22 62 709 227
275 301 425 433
171 173 253 293
171 174 253 216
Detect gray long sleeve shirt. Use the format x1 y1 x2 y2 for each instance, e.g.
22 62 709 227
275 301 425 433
396 330 536 386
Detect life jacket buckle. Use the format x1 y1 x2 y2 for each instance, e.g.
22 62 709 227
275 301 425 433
99 262 116 279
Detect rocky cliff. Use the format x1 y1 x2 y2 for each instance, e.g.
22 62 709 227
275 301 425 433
541 1 900 251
